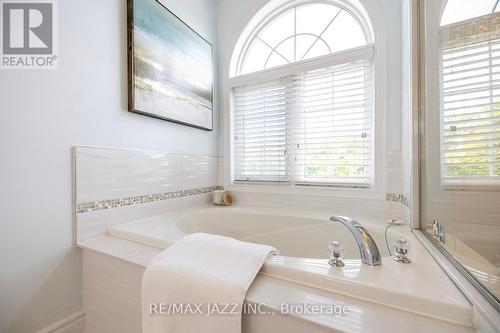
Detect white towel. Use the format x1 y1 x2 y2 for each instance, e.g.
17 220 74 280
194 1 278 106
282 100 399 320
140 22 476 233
142 232 278 333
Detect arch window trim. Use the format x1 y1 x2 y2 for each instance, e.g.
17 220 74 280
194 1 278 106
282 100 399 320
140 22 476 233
440 0 500 27
229 43 374 88
231 0 375 78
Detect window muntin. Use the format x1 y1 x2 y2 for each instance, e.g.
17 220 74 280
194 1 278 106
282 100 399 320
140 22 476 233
239 3 367 75
440 3 500 187
231 2 374 187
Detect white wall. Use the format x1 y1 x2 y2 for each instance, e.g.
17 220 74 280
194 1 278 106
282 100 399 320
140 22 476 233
0 0 408 331
0 0 218 332
216 0 404 197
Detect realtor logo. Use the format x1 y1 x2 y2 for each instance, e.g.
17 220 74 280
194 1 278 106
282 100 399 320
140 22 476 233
1 0 57 69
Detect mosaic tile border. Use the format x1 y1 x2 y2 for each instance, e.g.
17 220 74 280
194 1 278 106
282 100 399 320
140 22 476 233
77 185 224 214
78 188 409 214
386 192 410 208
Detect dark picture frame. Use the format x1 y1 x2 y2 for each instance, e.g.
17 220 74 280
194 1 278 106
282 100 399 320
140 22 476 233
127 0 214 131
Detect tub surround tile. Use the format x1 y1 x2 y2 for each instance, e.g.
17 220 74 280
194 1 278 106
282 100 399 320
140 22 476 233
227 191 407 222
82 246 151 332
77 197 184 243
225 191 407 222
75 147 411 242
74 146 220 243
219 155 408 220
289 194 391 219
181 155 218 189
182 192 212 209
387 167 403 194
217 157 224 187
386 192 410 208
80 236 162 267
386 150 403 194
75 147 183 203
232 191 289 208
402 204 412 226
246 276 473 333
80 235 474 332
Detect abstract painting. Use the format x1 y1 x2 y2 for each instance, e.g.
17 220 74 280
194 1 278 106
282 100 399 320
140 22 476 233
128 0 213 130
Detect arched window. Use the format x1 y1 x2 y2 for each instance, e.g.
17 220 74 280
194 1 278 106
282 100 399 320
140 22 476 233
440 0 499 26
439 0 500 187
229 1 375 187
239 3 368 75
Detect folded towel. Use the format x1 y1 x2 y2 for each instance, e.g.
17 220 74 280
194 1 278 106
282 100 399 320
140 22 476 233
142 232 278 333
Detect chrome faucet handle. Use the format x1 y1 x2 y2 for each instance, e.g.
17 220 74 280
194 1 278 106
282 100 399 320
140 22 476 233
327 241 345 267
393 239 411 263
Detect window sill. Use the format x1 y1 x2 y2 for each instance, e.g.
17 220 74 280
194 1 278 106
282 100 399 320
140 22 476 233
442 180 500 192
224 182 386 200
442 185 500 192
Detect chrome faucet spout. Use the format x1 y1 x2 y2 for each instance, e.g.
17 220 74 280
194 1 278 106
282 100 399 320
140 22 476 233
330 215 382 266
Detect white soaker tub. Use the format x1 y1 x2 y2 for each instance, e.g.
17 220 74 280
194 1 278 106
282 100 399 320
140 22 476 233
109 205 400 259
107 205 472 327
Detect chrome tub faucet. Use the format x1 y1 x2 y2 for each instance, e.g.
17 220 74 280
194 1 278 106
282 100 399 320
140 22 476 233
330 215 382 266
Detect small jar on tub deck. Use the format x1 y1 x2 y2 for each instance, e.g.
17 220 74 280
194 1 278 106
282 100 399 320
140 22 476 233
213 190 232 206
213 190 224 206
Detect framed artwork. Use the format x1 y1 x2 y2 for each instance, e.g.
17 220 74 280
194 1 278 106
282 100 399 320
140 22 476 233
127 0 213 130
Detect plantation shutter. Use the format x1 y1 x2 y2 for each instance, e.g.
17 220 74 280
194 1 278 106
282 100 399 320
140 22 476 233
440 13 500 187
232 53 373 186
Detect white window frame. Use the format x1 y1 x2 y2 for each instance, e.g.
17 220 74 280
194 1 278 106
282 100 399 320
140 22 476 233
224 0 387 199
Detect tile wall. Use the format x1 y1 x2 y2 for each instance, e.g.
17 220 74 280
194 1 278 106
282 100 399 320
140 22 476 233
74 146 220 243
74 147 411 244
217 157 410 223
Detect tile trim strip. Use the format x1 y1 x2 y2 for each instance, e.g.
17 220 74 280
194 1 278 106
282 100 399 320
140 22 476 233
78 188 409 214
77 185 224 214
386 192 410 208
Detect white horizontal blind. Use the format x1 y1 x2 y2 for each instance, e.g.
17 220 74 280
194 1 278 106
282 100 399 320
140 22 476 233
233 78 290 181
292 60 373 185
232 56 373 186
440 15 500 187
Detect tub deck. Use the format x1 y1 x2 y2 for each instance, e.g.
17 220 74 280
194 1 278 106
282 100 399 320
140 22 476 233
79 205 474 331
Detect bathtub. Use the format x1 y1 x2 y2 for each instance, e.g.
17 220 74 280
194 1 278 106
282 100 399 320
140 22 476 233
109 205 401 259
106 205 472 327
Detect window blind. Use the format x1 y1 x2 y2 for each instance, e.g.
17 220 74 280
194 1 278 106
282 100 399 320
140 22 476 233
232 57 373 186
441 15 500 187
233 78 290 182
